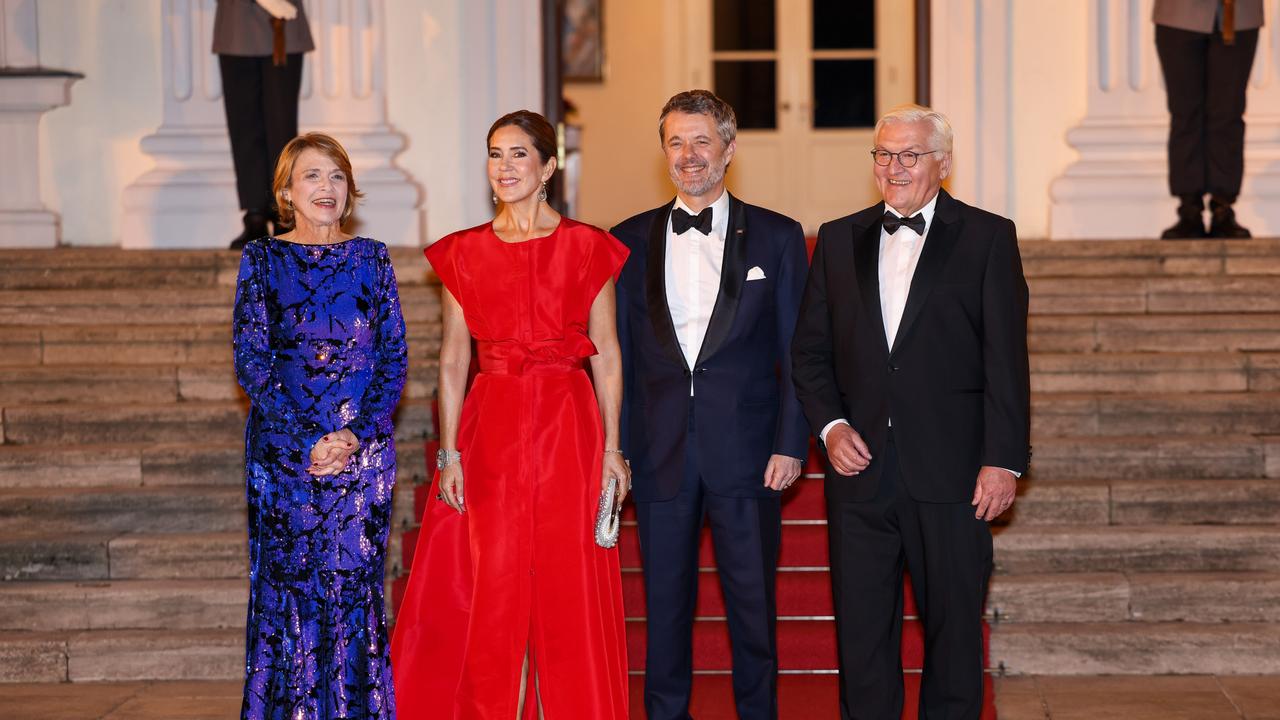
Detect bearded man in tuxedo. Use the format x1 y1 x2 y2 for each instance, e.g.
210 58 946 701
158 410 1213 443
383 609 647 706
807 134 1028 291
611 89 810 720
791 105 1031 720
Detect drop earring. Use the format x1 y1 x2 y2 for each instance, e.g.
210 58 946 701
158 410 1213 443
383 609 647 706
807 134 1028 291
538 182 548 203
492 194 498 205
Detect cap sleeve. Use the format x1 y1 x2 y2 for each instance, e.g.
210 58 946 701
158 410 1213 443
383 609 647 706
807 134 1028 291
582 229 630 304
423 233 462 300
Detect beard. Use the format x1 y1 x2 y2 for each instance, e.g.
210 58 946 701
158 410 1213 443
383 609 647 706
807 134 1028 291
670 160 727 198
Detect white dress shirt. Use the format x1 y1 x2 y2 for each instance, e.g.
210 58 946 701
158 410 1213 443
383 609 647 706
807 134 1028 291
879 194 938 349
666 191 731 394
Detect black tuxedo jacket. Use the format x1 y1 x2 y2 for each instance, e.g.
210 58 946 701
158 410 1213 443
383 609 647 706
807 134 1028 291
791 189 1031 503
612 194 811 502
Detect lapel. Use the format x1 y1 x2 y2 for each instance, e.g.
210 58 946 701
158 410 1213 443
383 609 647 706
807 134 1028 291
694 193 748 366
853 203 891 359
890 189 963 356
643 199 688 371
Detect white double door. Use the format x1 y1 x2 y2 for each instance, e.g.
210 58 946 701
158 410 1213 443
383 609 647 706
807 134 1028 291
677 0 915 233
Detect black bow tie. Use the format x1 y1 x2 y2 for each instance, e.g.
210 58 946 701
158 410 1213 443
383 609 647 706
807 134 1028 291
672 206 713 235
882 211 926 236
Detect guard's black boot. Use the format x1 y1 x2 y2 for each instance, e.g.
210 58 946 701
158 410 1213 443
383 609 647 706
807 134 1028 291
1161 195 1207 239
229 210 270 250
1208 196 1252 239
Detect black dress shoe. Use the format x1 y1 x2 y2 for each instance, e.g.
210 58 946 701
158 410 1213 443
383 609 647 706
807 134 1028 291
1208 200 1252 239
1160 211 1207 239
229 210 271 250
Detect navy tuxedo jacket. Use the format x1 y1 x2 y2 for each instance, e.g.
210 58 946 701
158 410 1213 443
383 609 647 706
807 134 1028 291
791 189 1031 504
612 194 811 502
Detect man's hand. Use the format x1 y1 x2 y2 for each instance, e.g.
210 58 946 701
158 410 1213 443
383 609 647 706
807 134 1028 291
255 0 298 20
763 454 802 491
971 466 1017 521
825 423 872 476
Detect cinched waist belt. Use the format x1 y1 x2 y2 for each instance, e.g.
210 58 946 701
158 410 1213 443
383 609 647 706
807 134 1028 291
476 335 597 376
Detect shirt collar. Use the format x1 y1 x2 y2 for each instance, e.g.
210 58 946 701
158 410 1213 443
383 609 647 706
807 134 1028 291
884 191 940 234
672 190 730 240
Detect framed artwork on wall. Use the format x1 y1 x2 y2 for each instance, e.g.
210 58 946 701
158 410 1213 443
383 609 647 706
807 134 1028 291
563 0 603 82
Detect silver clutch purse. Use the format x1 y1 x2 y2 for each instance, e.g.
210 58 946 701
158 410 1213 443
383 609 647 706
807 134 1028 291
594 475 621 548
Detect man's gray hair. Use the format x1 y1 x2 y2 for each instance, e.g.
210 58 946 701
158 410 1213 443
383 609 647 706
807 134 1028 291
658 89 738 146
875 104 954 153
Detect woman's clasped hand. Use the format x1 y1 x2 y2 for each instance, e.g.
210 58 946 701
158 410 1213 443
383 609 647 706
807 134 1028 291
307 428 360 476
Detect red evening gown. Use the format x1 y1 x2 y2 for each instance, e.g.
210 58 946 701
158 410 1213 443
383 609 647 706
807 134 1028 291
391 218 630 719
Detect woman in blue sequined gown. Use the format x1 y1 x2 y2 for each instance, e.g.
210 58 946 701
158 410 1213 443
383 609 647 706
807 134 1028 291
233 132 407 720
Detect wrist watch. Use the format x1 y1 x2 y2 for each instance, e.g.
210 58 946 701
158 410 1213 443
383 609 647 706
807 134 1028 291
436 448 461 470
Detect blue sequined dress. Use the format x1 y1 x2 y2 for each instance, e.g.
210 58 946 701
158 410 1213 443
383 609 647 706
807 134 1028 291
233 237 407 720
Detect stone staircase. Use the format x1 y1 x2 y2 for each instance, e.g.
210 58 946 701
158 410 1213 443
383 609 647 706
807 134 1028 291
0 240 1278 688
990 239 1280 675
0 248 436 683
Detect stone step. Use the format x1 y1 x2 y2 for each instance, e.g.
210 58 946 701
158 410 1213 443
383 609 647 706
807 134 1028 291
0 365 184 405
0 532 247 583
1018 238 1280 278
1027 434 1276 480
988 571 1280 624
0 487 245 535
0 401 432 446
0 247 431 290
1109 478 1280 525
0 628 242 682
1029 276 1280 315
3 242 1278 290
1 403 245 445
1006 478 1280 526
1032 392 1280 436
0 249 231 291
1029 314 1280 354
990 622 1280 675
0 442 427 490
0 482 418 547
8 314 1278 373
1029 352 1280 393
101 533 249 582
4 352 1268 406
993 525 1280 574
0 285 441 326
0 579 246 632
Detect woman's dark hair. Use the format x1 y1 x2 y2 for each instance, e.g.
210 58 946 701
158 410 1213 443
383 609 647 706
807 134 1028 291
487 110 558 164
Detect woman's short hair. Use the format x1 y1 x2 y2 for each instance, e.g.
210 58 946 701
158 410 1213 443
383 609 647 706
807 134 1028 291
273 132 364 226
487 110 559 164
658 90 737 146
874 104 954 154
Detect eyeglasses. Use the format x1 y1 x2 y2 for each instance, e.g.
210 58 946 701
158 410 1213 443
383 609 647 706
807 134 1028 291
870 149 938 168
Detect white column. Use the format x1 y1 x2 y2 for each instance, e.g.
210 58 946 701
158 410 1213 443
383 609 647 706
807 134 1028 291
1051 0 1280 239
121 0 423 248
930 0 1014 219
0 0 81 248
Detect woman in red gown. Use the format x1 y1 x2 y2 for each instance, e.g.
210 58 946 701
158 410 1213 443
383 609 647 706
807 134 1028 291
391 110 631 719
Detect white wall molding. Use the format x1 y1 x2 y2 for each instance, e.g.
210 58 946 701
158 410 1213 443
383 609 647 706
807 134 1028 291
930 0 1013 218
0 0 80 248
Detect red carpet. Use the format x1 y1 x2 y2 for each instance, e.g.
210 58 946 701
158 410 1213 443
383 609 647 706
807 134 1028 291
627 674 996 719
393 427 997 717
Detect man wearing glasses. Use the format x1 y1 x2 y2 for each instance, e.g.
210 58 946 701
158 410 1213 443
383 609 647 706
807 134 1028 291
791 105 1031 719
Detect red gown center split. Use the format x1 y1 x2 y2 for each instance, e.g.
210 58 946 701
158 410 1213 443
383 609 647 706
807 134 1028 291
392 218 631 719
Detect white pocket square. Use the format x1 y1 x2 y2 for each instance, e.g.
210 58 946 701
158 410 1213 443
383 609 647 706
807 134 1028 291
746 266 766 281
